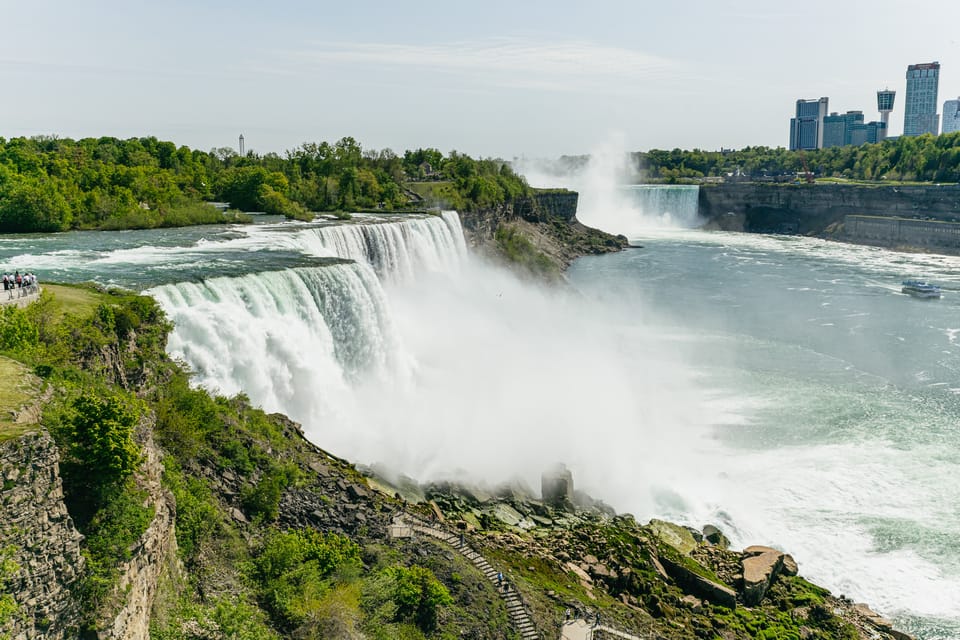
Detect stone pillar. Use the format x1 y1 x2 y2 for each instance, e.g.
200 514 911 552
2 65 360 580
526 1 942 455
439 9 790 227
541 464 574 509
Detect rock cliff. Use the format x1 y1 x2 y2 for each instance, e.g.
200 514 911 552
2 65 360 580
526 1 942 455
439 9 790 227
699 182 960 234
0 430 85 639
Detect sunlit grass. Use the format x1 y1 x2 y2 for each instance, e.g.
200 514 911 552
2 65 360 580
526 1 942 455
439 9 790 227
0 355 42 443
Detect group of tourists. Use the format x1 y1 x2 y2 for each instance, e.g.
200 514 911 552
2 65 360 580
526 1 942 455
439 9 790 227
3 270 39 299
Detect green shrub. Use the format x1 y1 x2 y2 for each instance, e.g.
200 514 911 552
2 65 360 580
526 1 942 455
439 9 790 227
384 565 453 632
241 463 300 523
0 305 39 352
252 529 361 629
0 546 18 628
162 458 219 559
65 393 142 492
494 225 560 278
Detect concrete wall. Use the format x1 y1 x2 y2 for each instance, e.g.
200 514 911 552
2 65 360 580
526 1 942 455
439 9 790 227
845 215 960 251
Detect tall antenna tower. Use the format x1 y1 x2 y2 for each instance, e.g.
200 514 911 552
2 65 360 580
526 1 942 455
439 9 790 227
239 134 245 156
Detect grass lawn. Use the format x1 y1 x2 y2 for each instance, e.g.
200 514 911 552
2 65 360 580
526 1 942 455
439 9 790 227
0 356 42 444
40 283 106 320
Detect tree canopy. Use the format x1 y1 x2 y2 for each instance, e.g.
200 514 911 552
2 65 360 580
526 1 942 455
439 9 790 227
0 135 531 232
631 132 960 183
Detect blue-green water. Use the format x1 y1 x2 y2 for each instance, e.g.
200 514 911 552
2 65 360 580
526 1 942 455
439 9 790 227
1 213 955 638
568 230 960 639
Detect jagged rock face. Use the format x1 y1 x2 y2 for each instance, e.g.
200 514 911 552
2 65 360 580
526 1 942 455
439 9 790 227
0 431 85 639
102 431 179 640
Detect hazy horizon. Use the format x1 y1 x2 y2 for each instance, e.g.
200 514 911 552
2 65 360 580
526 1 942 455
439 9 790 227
3 1 960 158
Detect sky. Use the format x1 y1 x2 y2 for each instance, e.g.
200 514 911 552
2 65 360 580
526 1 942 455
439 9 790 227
2 0 959 159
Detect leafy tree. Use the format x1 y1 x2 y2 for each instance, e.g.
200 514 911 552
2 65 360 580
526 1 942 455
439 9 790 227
386 565 453 632
66 393 142 491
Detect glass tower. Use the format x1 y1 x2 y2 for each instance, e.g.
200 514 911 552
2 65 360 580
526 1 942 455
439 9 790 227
943 99 960 134
903 62 940 136
789 97 829 150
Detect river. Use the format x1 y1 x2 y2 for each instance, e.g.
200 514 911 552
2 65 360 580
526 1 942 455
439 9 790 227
0 205 956 638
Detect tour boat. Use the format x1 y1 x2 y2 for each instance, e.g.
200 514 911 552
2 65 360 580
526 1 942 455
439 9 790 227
901 280 941 299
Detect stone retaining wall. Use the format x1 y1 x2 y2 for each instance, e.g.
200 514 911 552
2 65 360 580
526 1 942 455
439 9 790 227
845 215 960 251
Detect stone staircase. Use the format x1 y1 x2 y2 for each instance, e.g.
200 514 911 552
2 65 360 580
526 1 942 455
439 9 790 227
395 514 540 640
391 513 648 640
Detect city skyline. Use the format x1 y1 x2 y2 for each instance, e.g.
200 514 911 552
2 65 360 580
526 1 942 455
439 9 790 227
1 1 959 158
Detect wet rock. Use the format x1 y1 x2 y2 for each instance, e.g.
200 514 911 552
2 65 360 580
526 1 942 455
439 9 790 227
650 519 698 555
703 524 730 549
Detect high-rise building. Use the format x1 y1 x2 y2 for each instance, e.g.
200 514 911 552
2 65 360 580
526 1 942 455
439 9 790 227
903 62 940 136
823 111 864 147
849 121 887 146
943 98 960 134
789 97 829 150
877 89 895 139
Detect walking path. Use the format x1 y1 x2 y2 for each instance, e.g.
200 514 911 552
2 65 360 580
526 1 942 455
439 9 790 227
391 513 647 640
0 285 40 308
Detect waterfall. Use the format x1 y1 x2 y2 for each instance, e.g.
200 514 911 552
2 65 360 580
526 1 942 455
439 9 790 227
265 211 467 281
623 185 701 227
148 212 468 441
576 183 702 237
148 262 412 426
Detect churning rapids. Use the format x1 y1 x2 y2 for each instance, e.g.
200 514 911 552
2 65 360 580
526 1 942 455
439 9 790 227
0 205 957 639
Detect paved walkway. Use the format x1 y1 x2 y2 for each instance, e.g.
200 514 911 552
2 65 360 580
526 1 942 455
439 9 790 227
561 619 593 640
560 619 647 640
0 285 40 308
391 513 648 640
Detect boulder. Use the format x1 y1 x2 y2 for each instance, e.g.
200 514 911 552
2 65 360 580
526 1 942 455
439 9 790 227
541 464 574 509
854 603 916 640
782 554 798 576
649 519 698 555
741 549 784 606
658 554 737 609
703 524 730 549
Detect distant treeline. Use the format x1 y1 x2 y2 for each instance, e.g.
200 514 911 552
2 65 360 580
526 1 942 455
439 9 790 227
0 136 530 232
635 132 960 183
540 132 960 184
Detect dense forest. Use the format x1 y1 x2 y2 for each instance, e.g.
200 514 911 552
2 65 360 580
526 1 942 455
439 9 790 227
0 136 530 233
635 131 960 183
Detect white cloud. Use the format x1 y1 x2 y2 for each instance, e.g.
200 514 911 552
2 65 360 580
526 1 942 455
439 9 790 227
280 37 681 87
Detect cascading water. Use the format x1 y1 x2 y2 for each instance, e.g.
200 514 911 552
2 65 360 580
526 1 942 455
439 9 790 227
147 212 467 450
621 185 700 228
149 263 411 427
515 137 703 235
259 211 467 281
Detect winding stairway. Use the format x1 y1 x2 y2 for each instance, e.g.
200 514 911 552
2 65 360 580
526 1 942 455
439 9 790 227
391 514 648 640
393 514 540 640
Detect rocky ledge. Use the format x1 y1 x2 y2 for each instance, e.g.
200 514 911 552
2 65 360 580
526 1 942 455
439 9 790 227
363 464 914 640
